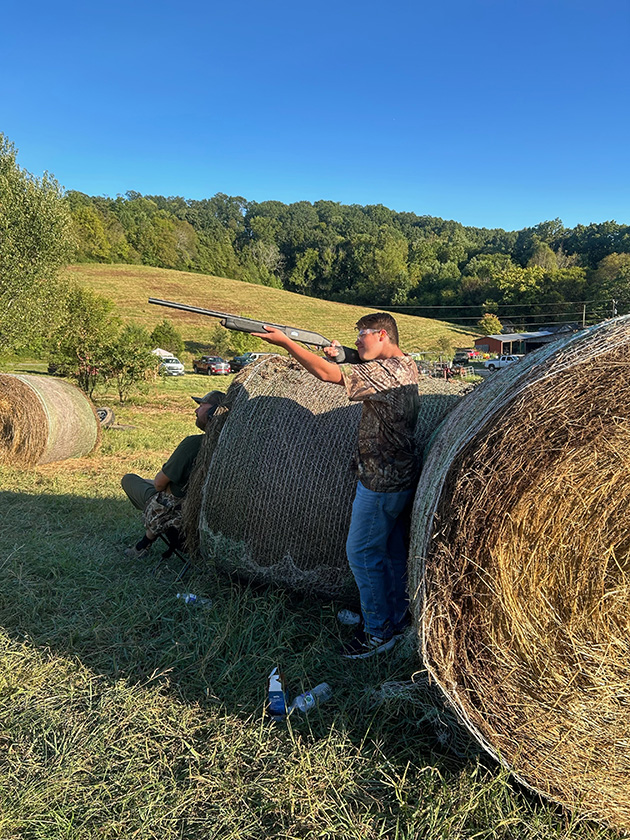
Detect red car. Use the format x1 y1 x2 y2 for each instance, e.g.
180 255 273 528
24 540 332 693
193 356 231 375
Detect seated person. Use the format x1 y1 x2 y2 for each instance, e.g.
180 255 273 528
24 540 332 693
121 390 224 558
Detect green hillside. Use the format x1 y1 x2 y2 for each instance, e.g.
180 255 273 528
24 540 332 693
64 263 479 358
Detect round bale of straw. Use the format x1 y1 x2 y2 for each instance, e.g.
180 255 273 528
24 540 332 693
0 374 100 465
408 316 630 830
184 355 471 600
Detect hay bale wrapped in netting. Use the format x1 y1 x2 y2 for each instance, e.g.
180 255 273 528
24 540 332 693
408 316 630 830
0 374 100 465
183 355 470 600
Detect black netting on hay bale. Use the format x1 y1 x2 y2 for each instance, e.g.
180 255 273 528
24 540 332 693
183 355 470 600
0 374 100 465
409 316 630 831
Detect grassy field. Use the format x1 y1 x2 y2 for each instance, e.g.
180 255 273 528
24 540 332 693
0 361 615 839
62 263 479 362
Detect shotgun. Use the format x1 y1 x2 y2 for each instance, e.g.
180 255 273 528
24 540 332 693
149 297 333 349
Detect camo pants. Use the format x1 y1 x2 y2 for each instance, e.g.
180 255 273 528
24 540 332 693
142 491 183 536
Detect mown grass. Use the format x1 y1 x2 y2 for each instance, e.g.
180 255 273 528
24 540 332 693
0 366 616 839
62 263 479 362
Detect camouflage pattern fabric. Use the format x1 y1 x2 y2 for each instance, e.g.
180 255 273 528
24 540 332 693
142 491 184 536
341 355 420 492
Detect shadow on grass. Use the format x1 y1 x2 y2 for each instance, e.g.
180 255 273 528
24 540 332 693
184 339 215 356
13 368 56 376
0 487 480 778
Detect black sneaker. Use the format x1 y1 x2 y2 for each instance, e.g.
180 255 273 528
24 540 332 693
340 628 398 659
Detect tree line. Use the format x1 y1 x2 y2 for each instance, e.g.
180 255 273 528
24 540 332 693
3 127 630 374
67 190 630 329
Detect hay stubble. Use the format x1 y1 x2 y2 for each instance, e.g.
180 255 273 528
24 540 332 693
411 318 630 829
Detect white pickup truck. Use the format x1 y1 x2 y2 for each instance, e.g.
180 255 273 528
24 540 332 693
484 354 523 371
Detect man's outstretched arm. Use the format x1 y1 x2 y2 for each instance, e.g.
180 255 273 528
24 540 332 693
251 326 344 385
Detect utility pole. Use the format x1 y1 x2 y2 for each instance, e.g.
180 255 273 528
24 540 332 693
582 304 586 328
612 299 618 317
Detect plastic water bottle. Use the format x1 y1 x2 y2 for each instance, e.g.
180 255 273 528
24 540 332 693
267 667 289 720
176 592 212 607
289 683 332 714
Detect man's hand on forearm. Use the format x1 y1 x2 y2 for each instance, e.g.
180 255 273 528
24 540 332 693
153 470 171 492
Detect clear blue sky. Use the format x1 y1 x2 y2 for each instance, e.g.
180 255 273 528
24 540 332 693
2 0 628 231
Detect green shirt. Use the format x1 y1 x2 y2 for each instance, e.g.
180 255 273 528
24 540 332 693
162 434 204 498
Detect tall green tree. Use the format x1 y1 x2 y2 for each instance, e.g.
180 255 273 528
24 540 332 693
588 253 630 305
150 319 184 355
527 241 558 271
347 228 411 305
104 324 156 403
496 264 545 304
288 248 319 293
49 285 119 396
477 313 503 335
0 133 75 352
65 193 112 262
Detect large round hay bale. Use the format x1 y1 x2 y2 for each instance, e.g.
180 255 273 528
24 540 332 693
184 355 470 600
0 374 100 465
409 316 630 830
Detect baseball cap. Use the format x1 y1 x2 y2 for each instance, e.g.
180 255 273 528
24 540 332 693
192 390 224 406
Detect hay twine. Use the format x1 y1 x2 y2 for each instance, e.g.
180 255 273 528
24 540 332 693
184 355 469 600
0 374 100 465
409 316 630 830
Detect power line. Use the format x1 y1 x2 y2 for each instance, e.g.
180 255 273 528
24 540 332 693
421 313 591 323
498 320 594 327
382 304 626 322
384 300 602 310
495 312 592 320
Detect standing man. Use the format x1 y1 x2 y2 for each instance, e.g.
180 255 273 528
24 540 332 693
253 314 419 658
121 390 224 558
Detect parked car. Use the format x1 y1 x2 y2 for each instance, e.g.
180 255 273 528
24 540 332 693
484 354 523 371
192 355 231 375
229 353 254 373
453 348 481 364
159 356 185 376
229 352 275 372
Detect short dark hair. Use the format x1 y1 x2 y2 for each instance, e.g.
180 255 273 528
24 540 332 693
355 313 399 346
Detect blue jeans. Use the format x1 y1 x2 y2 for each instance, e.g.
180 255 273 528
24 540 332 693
346 481 413 638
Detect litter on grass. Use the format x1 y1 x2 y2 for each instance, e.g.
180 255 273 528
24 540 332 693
176 593 212 607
